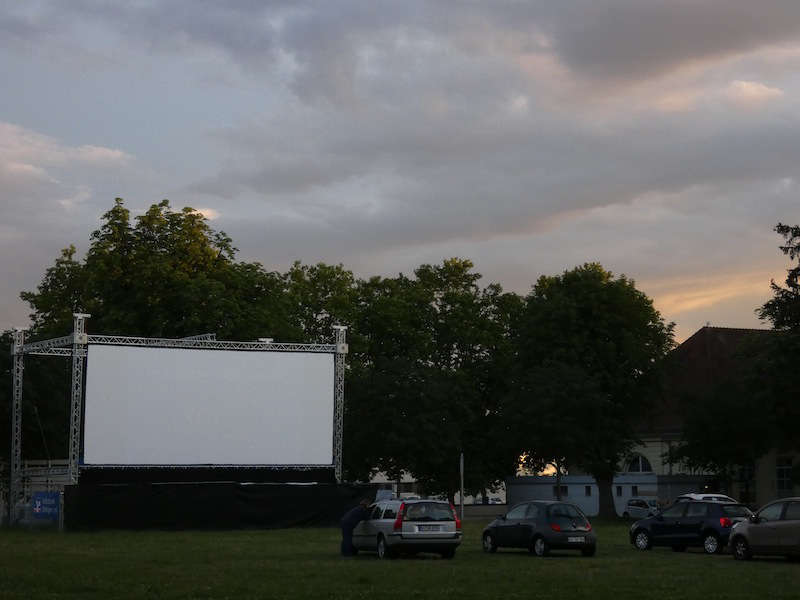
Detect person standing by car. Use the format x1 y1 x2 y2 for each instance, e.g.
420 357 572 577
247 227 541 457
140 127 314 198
340 498 371 557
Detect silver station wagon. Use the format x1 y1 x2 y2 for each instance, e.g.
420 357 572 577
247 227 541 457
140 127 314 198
352 499 463 559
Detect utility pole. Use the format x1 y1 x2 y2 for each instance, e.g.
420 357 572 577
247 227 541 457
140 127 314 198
459 452 465 522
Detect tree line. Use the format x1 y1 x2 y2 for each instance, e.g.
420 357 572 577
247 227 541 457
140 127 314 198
2 199 796 515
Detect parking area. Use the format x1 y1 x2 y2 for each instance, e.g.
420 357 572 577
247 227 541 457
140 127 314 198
0 520 797 599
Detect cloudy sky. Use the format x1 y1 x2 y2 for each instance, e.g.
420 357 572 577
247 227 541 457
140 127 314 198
2 1 799 341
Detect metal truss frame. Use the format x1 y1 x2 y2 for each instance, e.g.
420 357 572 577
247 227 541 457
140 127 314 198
68 314 90 484
87 335 337 353
8 330 24 526
80 464 328 470
8 317 348 524
332 326 348 483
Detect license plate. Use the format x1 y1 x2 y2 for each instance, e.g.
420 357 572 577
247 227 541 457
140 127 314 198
418 525 440 532
568 536 585 543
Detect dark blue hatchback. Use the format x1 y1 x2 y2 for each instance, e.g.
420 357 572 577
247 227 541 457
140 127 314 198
630 501 752 554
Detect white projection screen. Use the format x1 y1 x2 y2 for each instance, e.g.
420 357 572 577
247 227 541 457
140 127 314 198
82 345 335 466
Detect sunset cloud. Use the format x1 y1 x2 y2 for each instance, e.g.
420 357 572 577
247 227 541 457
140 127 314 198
0 122 132 167
725 80 785 107
196 208 220 221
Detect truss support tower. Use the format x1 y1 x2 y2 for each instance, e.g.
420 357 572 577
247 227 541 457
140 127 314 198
332 326 348 483
8 330 24 525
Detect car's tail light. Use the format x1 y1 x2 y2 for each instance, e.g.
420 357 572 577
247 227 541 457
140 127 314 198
550 523 562 532
393 502 405 532
450 503 462 531
720 517 732 528
585 521 592 531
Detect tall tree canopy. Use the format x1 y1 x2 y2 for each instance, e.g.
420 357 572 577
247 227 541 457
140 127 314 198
510 263 675 518
344 259 521 500
758 223 800 330
756 223 800 459
20 199 294 340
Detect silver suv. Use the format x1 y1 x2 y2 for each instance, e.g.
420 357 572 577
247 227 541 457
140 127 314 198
352 499 462 559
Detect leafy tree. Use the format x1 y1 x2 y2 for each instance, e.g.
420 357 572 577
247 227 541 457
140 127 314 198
0 331 72 462
405 260 522 501
284 262 359 343
756 223 800 460
344 260 521 501
18 247 86 340
344 273 435 483
758 223 800 330
513 361 601 500
20 198 293 340
668 381 773 485
512 263 675 518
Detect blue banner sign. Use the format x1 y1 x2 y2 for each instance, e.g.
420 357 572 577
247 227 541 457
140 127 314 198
31 491 60 522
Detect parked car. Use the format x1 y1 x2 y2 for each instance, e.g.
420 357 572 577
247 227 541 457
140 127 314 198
473 496 504 505
630 501 752 554
622 498 660 519
482 500 596 557
352 499 462 559
675 493 737 503
729 497 800 561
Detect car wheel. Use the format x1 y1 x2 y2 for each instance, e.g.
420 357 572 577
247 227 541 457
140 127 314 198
581 545 596 557
482 532 498 553
702 532 721 555
531 536 549 557
622 512 630 519
732 536 752 561
672 545 687 552
376 536 394 560
633 529 652 551
440 549 456 559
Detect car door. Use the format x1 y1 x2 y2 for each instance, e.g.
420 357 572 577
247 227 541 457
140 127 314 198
749 502 784 553
496 503 529 547
518 502 542 547
351 504 373 549
378 502 399 540
773 500 800 553
354 503 384 550
680 502 709 544
651 503 686 544
631 500 648 519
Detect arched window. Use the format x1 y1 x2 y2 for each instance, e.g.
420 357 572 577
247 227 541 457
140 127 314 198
627 454 653 473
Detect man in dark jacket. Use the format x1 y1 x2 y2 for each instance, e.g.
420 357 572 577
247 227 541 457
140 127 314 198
340 498 371 557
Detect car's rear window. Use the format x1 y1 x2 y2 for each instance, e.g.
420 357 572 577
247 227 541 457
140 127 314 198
403 502 454 522
548 503 588 524
722 505 752 517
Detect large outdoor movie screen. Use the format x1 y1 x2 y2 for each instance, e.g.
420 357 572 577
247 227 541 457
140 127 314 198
82 345 335 466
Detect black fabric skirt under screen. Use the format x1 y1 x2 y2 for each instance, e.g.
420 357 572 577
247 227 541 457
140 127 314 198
64 480 374 530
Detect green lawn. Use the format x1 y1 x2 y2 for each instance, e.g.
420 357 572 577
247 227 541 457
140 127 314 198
0 521 797 599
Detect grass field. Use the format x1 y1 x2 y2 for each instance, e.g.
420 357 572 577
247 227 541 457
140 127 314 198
1 520 797 599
